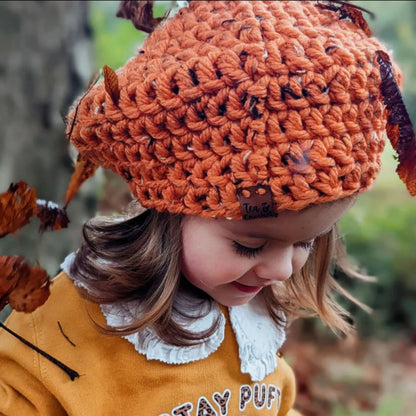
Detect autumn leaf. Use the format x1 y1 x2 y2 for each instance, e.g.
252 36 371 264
103 65 120 105
0 256 19 311
0 182 37 238
8 263 50 313
64 153 99 208
376 50 416 196
316 1 373 37
36 199 70 232
338 3 373 37
0 255 50 313
116 0 166 34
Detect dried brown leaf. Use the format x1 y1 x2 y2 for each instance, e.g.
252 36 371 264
341 4 372 37
36 200 70 232
0 255 50 313
103 65 120 105
0 256 20 310
64 153 99 208
377 50 416 196
0 182 37 238
317 1 373 36
116 0 165 34
8 265 50 313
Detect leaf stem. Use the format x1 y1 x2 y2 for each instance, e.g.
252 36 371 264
0 321 79 381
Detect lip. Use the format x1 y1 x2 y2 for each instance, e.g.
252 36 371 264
231 281 263 294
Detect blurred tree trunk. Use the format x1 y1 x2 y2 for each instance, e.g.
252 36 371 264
0 1 98 294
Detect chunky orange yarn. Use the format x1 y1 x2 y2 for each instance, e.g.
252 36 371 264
67 1 396 219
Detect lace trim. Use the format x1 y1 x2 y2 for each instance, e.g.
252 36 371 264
61 253 286 380
101 301 225 365
229 296 286 382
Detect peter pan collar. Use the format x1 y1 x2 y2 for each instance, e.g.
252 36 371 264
61 253 286 382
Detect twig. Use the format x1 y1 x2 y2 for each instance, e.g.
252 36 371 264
57 321 76 347
0 321 79 381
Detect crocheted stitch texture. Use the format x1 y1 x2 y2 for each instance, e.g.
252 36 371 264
68 1 394 219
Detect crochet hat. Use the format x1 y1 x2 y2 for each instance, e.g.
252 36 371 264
67 1 414 220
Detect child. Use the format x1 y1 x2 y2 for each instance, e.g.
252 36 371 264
0 1 414 415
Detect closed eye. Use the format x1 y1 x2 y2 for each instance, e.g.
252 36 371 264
294 240 314 250
232 241 265 258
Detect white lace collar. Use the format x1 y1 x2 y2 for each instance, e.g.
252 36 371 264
61 253 286 382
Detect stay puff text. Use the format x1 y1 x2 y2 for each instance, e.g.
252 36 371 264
159 383 281 415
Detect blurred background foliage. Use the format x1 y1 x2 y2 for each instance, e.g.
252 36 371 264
89 0 416 340
337 0 416 340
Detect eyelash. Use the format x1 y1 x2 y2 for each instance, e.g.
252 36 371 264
294 241 314 250
232 241 264 258
232 240 314 258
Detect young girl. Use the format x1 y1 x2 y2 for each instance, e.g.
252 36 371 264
0 1 414 415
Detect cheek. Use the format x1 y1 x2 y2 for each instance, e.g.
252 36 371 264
182 245 233 277
293 249 311 272
181 238 246 287
181 233 219 284
181 246 204 272
181 240 202 277
181 249 223 291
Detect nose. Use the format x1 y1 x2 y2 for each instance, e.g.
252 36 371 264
253 246 293 282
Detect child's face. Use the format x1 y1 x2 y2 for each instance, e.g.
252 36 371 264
181 197 355 307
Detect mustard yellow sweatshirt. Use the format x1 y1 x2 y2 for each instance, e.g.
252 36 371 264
0 272 302 415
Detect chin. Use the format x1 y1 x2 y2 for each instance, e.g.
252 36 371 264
216 295 256 307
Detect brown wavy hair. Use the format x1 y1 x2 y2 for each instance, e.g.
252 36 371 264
70 204 367 346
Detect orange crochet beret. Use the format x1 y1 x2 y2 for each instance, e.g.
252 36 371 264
67 1 404 219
